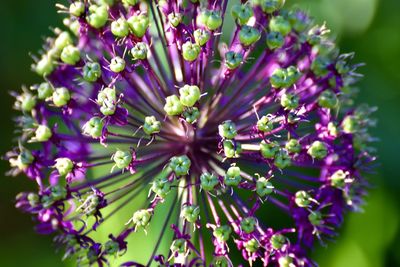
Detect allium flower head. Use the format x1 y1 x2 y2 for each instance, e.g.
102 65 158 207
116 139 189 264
6 0 376 266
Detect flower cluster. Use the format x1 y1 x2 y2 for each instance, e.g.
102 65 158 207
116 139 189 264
6 0 376 266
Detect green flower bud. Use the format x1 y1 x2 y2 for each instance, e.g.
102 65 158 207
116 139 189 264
257 115 274 132
288 10 308 32
87 5 109 29
194 29 211 46
197 10 210 25
318 90 338 109
278 256 294 267
335 60 350 74
223 140 242 158
218 120 237 139
53 87 71 107
224 166 242 186
109 56 126 73
47 47 60 61
54 157 74 176
269 16 291 36
179 84 201 107
111 18 130 37
60 45 80 65
82 117 104 138
274 150 291 169
164 95 184 116
69 2 85 17
256 176 274 197
40 194 51 208
80 196 100 216
258 0 285 14
266 31 285 50
182 107 200 124
225 51 243 70
314 44 334 57
270 234 286 250
181 205 200 223
213 225 232 242
287 113 299 124
285 139 301 153
294 190 311 207
211 256 229 267
170 239 186 254
19 150 34 166
131 42 148 60
200 172 219 191
50 185 67 201
182 41 200 62
169 155 191 176
240 217 257 233
54 31 73 52
79 195 100 215
130 209 151 229
112 150 133 169
244 238 259 253
330 170 348 188
199 10 222 31
104 240 119 255
83 62 102 82
168 13 183 28
307 141 328 160
35 55 55 76
37 82 54 100
27 193 40 207
260 140 279 159
151 178 171 198
328 122 339 137
34 125 52 142
239 25 261 47
97 87 117 116
270 68 286 88
67 19 81 36
231 4 253 26
328 76 337 88
308 211 322 226
311 56 330 77
9 149 34 171
285 66 301 85
17 92 36 112
143 116 161 135
342 115 358 134
78 194 100 216
280 93 299 110
127 14 149 38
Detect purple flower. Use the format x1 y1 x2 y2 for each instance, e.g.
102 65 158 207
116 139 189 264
6 1 376 266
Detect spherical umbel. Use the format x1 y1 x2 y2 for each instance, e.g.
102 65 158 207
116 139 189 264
7 1 376 266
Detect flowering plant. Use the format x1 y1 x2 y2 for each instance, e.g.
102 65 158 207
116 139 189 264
6 0 376 266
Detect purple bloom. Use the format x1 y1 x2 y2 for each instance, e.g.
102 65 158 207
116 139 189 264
6 0 376 266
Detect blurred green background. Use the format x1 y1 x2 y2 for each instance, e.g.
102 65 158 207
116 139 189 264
0 0 399 266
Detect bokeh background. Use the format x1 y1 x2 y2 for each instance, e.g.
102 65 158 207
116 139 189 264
0 0 399 266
